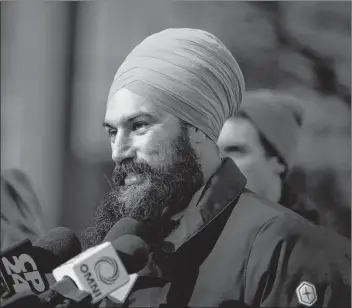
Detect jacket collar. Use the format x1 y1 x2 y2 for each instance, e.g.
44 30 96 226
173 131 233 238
151 158 246 273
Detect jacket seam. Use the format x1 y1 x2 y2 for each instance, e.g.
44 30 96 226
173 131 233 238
243 215 281 302
243 213 313 304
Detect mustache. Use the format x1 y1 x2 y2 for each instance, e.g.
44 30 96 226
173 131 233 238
111 160 164 186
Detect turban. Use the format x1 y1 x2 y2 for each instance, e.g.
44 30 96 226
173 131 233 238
1 169 46 250
108 28 245 143
238 89 305 169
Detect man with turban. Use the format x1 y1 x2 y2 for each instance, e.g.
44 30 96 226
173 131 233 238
218 89 326 226
83 29 350 308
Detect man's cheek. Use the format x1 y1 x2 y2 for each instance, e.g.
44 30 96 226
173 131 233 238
136 144 162 162
231 156 252 170
141 148 172 168
237 159 263 183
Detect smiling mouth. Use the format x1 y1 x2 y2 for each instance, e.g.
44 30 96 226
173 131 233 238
124 174 144 186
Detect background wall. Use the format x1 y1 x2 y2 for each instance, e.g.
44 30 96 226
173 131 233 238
1 1 350 238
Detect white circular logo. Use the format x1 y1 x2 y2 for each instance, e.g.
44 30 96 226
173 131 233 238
296 281 317 306
94 257 119 285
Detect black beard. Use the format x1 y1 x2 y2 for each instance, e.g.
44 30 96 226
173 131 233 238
82 124 204 248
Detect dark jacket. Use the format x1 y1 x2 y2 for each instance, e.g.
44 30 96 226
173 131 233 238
101 158 350 308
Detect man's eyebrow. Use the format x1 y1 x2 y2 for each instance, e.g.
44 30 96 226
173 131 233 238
102 112 156 128
127 111 155 121
102 122 113 129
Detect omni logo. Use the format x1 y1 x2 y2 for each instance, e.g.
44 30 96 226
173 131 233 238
94 257 119 285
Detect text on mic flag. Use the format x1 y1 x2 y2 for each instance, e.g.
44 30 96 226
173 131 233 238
52 241 130 304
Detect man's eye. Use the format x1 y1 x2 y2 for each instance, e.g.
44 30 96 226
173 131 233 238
107 129 117 137
225 146 247 154
132 122 148 131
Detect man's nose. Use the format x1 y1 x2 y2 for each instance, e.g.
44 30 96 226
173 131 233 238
111 134 135 165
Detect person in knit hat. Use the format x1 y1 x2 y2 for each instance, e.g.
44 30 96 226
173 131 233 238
218 89 325 225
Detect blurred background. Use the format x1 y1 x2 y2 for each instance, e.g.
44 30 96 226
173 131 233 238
1 1 350 239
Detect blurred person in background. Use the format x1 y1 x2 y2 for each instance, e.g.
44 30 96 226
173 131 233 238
218 89 326 226
1 169 46 251
83 28 350 308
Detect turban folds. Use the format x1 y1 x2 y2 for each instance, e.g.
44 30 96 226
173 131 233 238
239 89 305 169
108 28 245 143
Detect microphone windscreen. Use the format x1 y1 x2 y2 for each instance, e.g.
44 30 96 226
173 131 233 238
112 235 150 273
103 218 146 242
33 227 82 265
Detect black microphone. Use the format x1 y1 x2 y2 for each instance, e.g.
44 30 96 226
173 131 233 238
103 217 147 243
103 219 149 274
0 227 81 299
47 235 149 307
1 222 151 308
111 235 149 274
47 220 150 306
100 219 150 305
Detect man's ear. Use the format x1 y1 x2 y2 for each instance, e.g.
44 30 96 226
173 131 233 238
188 127 206 144
268 156 286 175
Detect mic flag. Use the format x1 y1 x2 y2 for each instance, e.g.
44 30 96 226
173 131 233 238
0 227 81 300
52 241 130 304
0 239 48 296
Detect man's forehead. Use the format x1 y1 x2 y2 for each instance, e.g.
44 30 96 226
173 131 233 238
105 89 162 123
218 117 259 145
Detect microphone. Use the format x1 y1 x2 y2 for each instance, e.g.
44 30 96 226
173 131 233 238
0 227 81 299
102 219 150 305
103 218 147 242
33 227 82 266
111 235 149 274
2 221 151 307
52 219 150 305
103 218 149 274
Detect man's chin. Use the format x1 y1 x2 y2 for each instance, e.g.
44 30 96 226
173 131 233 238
123 174 145 186
118 182 151 203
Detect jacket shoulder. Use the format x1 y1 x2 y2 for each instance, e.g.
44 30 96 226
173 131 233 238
233 189 308 227
242 211 350 307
